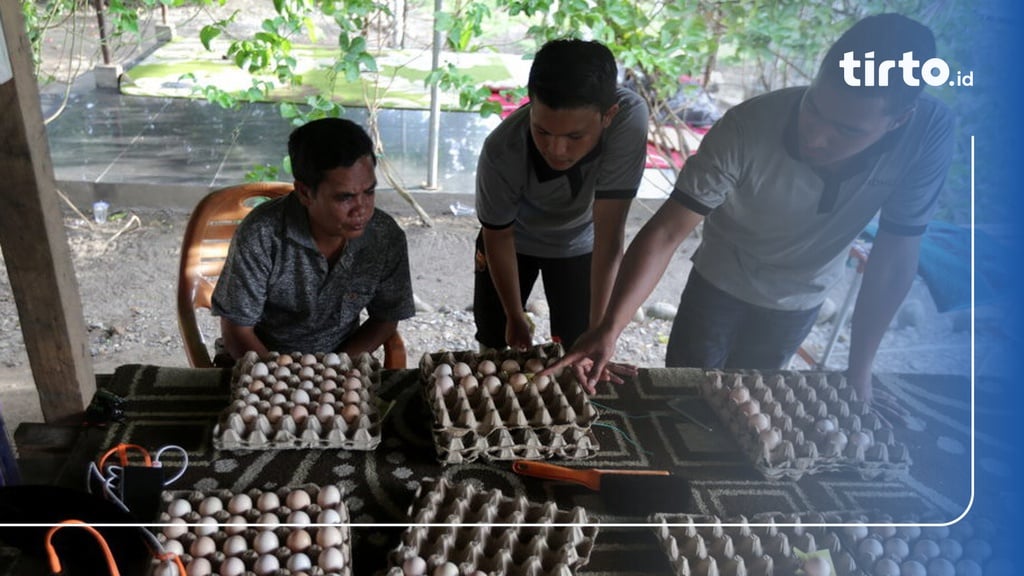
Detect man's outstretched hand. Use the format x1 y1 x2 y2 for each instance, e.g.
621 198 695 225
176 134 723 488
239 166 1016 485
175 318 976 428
539 328 635 394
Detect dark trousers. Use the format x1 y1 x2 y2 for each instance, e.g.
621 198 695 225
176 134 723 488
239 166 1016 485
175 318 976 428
666 270 820 369
473 232 592 349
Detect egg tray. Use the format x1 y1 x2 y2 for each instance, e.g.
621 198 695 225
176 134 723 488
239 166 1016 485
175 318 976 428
213 351 383 451
386 477 599 576
651 511 861 576
154 484 352 576
419 344 601 464
699 370 912 481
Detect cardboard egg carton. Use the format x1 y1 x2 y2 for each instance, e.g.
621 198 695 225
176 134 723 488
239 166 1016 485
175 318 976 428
213 351 382 451
700 371 911 480
154 484 352 576
386 477 599 576
652 511 858 576
419 344 601 464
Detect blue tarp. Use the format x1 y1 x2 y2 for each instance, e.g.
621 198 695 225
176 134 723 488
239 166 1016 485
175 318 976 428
862 221 1003 313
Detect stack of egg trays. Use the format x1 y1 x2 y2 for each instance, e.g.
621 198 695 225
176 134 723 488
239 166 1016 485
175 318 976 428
213 350 383 451
699 370 912 480
386 477 599 576
154 483 352 576
418 343 601 464
651 511 860 576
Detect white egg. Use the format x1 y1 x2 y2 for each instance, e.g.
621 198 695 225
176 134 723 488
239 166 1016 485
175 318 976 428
739 399 761 416
287 552 313 572
323 352 341 367
194 516 218 536
256 512 279 527
748 413 771 433
433 364 452 378
222 534 247 556
255 553 280 576
162 539 184 557
849 430 873 449
269 393 287 406
299 366 316 380
729 386 751 404
256 491 280 513
162 517 188 539
803 555 832 576
319 392 337 405
224 514 247 535
286 489 312 511
316 403 336 422
167 498 192 518
300 354 317 366
815 419 836 435
190 535 216 557
319 547 347 571
322 379 339 392
253 529 280 554
219 557 245 576
227 493 252 515
760 428 782 450
435 375 455 395
292 389 311 405
251 362 269 377
342 390 361 404
286 529 312 552
274 366 291 379
316 526 343 548
198 496 223 516
403 556 427 576
317 485 342 508
287 510 311 526
186 557 212 576
343 377 363 391
317 508 341 524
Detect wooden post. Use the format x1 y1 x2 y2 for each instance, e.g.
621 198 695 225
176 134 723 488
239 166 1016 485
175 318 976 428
0 2 96 423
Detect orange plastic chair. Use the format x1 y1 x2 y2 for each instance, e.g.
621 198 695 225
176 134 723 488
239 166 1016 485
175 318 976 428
176 182 407 369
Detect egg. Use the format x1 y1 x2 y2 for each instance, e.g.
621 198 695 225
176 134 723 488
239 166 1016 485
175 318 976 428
318 392 337 405
433 562 459 576
843 525 868 540
477 359 497 376
927 558 955 576
509 372 529 392
190 535 216 557
317 508 341 524
316 403 336 421
286 529 312 552
270 393 287 405
729 386 751 404
287 552 313 572
343 377 363 391
815 419 836 435
342 403 361 424
287 510 311 526
461 375 480 393
452 362 472 378
403 556 427 576
198 496 223 516
827 430 848 452
256 491 280 512
292 389 311 405
848 430 873 449
162 517 188 539
318 485 342 508
433 364 452 378
872 557 900 576
162 539 184 557
253 529 280 554
257 512 280 527
194 516 218 536
759 427 782 450
482 375 502 395
186 557 212 576
251 362 269 377
747 413 770 433
319 547 346 571
739 399 761 416
435 375 455 395
342 390 361 404
290 404 309 424
227 493 252 515
222 534 247 556
219 557 245 576
300 353 317 366
500 359 521 373
167 498 192 518
287 489 312 511
883 536 909 561
524 358 545 373
224 514 247 535
255 554 280 576
954 558 983 576
858 536 884 562
899 560 927 576
274 366 291 379
317 525 343 548
533 374 551 392
278 354 294 366
322 378 339 392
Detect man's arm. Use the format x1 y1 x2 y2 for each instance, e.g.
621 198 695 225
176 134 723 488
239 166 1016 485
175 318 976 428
337 318 400 357
847 230 922 402
589 198 632 327
546 199 704 390
481 226 532 349
220 317 270 360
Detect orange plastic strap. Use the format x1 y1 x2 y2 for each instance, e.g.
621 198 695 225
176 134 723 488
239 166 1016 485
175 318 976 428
44 520 121 576
98 443 152 469
154 551 187 575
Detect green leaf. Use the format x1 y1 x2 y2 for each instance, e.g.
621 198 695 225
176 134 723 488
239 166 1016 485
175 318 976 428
199 25 222 51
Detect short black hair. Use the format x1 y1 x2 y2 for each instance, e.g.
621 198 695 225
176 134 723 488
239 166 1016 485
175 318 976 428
288 118 376 192
528 39 618 112
818 13 937 113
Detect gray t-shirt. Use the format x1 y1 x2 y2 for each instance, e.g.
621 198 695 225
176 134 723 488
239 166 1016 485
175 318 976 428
211 193 415 353
671 87 955 311
475 88 649 258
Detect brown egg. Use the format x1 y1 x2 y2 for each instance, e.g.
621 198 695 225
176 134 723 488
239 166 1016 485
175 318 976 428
341 403 361 424
286 529 312 552
286 489 312 511
190 535 216 557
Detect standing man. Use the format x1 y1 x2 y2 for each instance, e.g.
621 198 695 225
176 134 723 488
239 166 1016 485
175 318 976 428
212 118 415 361
549 14 955 412
474 39 649 358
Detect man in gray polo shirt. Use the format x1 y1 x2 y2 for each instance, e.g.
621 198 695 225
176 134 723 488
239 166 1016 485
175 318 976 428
549 14 955 410
474 39 648 356
211 118 415 361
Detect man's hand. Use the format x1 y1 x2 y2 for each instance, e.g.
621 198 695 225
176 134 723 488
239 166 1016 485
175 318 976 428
540 326 622 394
848 368 912 428
505 311 534 351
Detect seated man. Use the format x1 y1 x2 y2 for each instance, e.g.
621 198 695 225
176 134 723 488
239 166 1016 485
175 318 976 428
211 118 415 361
549 13 955 415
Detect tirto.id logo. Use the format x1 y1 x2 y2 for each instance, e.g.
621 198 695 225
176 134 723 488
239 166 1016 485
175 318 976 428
840 51 973 88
